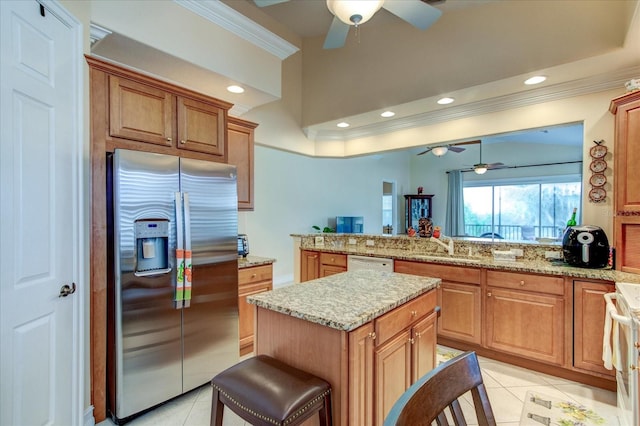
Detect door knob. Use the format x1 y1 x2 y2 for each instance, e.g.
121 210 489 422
59 283 76 297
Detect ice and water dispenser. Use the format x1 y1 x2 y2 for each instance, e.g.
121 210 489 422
134 219 170 276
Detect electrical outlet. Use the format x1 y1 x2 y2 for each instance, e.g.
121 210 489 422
366 240 375 246
511 248 523 257
314 236 324 247
545 251 562 259
348 238 357 245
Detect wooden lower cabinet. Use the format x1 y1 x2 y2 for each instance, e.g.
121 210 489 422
573 280 615 376
300 250 320 282
395 260 481 345
348 323 375 426
255 289 437 426
485 270 564 366
238 264 273 356
300 250 347 282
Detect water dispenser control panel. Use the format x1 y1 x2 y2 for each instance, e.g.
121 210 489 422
134 219 170 276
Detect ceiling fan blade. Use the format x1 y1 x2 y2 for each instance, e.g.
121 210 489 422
448 146 466 153
487 162 507 169
416 147 433 156
382 0 442 31
253 0 290 7
451 139 481 147
323 16 350 49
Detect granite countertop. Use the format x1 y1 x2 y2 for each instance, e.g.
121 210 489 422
238 255 276 269
247 269 441 332
303 247 640 284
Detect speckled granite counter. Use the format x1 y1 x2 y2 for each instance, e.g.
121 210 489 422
238 255 276 269
247 269 440 331
292 234 640 284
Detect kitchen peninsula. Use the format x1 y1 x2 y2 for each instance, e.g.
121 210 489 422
247 269 441 426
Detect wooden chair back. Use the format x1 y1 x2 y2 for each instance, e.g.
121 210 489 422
384 351 496 426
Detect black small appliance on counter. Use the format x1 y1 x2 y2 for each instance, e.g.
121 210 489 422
237 234 249 257
562 225 609 268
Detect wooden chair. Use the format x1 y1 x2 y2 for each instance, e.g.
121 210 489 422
384 351 496 426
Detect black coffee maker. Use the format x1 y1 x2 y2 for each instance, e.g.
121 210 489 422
562 225 609 268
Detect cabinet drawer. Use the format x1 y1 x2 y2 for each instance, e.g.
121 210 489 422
487 270 564 295
239 264 273 285
320 252 347 267
376 290 436 344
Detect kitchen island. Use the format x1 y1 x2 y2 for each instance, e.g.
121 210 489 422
247 269 441 426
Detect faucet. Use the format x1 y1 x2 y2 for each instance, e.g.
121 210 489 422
430 236 454 256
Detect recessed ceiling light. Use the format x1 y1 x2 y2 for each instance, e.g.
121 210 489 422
227 85 245 93
437 97 454 105
380 111 395 118
337 122 350 128
524 76 546 85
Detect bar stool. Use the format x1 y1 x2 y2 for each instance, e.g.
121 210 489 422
210 355 332 426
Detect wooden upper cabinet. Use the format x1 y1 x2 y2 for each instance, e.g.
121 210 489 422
610 91 640 274
228 117 258 210
177 97 226 159
610 91 640 214
109 75 174 147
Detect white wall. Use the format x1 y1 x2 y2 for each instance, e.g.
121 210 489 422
238 146 412 285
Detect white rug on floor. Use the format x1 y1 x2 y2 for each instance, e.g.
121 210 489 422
520 390 606 425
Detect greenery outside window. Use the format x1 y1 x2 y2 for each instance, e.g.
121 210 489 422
463 175 582 241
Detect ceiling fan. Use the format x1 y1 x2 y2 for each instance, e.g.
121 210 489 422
470 141 507 174
417 140 480 157
253 0 443 49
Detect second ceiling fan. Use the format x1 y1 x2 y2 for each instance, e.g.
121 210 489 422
417 140 480 157
254 0 443 49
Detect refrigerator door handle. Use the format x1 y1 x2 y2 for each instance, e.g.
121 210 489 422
175 192 185 308
183 192 193 307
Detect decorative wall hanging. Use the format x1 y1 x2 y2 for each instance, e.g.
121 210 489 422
588 140 608 203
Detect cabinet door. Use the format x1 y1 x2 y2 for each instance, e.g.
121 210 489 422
177 97 226 158
573 280 615 376
228 118 257 211
238 280 272 356
109 75 174 146
486 287 564 365
438 282 482 344
320 264 347 277
349 323 375 426
300 250 320 282
615 216 640 274
412 311 437 382
612 93 640 214
375 330 411 426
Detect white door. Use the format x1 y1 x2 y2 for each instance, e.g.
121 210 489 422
0 1 83 425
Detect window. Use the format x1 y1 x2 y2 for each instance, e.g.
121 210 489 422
463 176 581 241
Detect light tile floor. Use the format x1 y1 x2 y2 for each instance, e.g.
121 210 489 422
97 346 620 426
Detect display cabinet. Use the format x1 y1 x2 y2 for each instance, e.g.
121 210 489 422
404 194 433 233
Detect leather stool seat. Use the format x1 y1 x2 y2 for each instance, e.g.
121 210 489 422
210 355 332 426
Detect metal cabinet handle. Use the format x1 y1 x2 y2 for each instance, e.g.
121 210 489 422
520 280 525 286
411 310 418 317
368 332 376 341
59 283 76 297
415 331 421 339
180 139 186 144
167 137 172 142
487 291 492 297
409 337 415 345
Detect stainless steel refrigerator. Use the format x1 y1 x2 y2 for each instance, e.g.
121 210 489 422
107 149 239 423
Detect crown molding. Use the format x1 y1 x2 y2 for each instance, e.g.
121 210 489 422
174 0 299 60
89 23 112 46
309 65 640 142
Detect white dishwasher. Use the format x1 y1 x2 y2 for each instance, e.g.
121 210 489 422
347 255 394 271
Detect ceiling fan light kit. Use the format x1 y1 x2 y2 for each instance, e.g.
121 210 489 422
326 0 384 26
473 164 488 175
431 146 448 156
